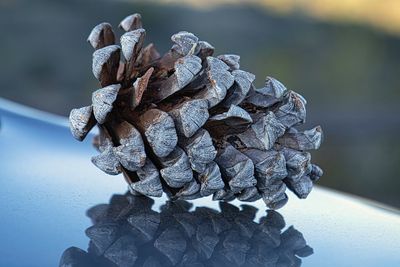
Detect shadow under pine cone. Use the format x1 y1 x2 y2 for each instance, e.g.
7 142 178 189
59 193 313 267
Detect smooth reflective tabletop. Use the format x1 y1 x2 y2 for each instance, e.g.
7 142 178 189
0 99 399 267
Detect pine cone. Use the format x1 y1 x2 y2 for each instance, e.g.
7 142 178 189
59 193 313 267
69 13 324 209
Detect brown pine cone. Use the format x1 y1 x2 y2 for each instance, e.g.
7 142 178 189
69 13 323 209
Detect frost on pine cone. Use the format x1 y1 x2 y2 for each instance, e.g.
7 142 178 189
69 13 323 209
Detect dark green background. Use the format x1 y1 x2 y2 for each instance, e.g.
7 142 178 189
1 0 399 207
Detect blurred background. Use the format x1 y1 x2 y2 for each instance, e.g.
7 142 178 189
1 0 399 207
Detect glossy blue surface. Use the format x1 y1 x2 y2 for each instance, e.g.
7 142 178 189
0 99 399 266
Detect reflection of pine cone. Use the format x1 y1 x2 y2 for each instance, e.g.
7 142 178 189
59 193 313 267
69 13 323 209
